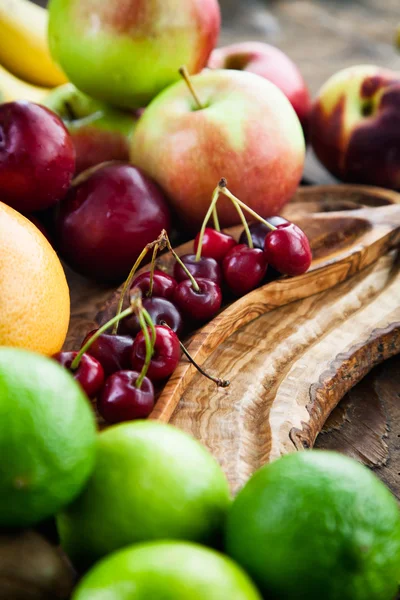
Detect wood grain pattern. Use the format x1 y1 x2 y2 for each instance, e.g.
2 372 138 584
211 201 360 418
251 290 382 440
87 185 400 430
316 353 400 500
170 251 400 493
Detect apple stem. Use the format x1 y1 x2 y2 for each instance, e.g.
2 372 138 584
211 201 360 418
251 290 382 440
64 101 76 122
195 184 221 261
163 232 201 293
71 305 134 371
147 243 159 298
221 187 278 231
179 66 204 110
212 206 221 232
135 304 155 389
160 320 229 388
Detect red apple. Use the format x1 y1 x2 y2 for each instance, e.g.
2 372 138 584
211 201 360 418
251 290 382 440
55 162 171 282
208 42 311 132
310 65 400 189
44 84 139 174
130 69 305 230
0 101 75 212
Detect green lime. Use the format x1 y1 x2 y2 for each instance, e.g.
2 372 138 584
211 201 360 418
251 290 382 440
73 541 261 600
58 421 231 569
0 348 96 528
226 450 400 600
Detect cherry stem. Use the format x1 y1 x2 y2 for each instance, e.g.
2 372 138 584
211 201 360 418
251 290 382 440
142 307 157 349
71 306 134 371
227 194 253 249
164 234 200 293
135 309 153 389
195 184 221 262
221 187 278 231
160 321 230 388
212 205 221 232
112 245 150 335
179 66 203 110
147 243 159 298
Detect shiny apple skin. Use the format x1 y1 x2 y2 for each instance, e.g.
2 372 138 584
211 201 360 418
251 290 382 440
0 101 75 212
310 65 400 189
208 42 311 133
48 0 221 110
131 70 305 231
55 162 171 282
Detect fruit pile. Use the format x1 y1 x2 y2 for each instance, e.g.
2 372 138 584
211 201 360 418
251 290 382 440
0 1 400 598
0 347 399 600
52 179 312 423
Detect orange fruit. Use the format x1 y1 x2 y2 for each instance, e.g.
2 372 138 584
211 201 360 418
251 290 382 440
0 201 70 354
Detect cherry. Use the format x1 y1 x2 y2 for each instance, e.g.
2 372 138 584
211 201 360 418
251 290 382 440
98 371 154 423
194 228 237 263
131 325 181 381
264 222 312 276
122 297 184 337
174 278 222 324
53 351 104 399
174 254 222 287
131 270 177 300
239 216 289 249
81 330 134 377
223 244 268 296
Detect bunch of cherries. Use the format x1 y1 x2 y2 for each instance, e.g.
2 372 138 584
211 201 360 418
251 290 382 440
53 179 312 424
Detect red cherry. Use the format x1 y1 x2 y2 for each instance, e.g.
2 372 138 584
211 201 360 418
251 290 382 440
53 351 104 399
131 325 181 381
194 228 237 263
131 270 177 300
239 217 289 249
98 371 154 423
81 330 134 377
174 254 222 286
223 244 268 296
174 278 222 324
264 222 312 276
122 297 184 337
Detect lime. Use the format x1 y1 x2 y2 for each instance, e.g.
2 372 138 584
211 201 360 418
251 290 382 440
226 450 400 600
0 348 96 528
73 541 262 600
58 421 231 569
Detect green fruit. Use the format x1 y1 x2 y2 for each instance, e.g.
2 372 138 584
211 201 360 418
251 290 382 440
226 451 400 600
0 348 96 528
44 83 136 138
58 421 231 569
47 0 221 110
73 541 262 600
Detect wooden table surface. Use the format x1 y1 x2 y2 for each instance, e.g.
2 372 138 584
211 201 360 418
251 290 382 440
60 0 400 496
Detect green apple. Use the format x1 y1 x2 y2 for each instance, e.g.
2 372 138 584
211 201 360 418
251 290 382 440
44 83 138 174
130 69 305 230
48 0 221 110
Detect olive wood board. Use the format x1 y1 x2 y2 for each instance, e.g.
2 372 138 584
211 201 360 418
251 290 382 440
67 184 400 492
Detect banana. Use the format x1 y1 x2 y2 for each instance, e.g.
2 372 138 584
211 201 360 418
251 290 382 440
0 0 67 88
0 64 50 104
